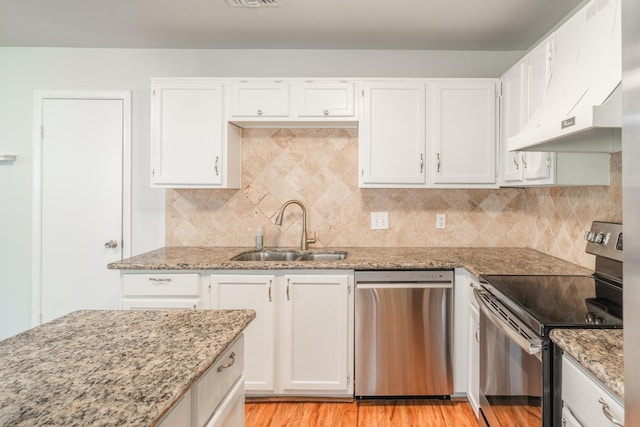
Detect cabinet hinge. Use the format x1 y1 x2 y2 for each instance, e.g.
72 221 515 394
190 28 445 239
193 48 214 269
152 89 156 97
547 154 552 169
347 374 351 385
361 89 364 97
40 125 44 140
496 81 503 99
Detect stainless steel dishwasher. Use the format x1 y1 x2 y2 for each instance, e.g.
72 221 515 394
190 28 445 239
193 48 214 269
355 270 454 398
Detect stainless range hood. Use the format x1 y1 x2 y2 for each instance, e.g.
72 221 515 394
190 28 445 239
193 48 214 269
509 0 622 153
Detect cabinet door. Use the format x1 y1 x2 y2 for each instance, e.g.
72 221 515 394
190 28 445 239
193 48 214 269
527 37 554 119
280 274 350 393
501 62 526 183
205 378 245 427
230 81 289 117
429 79 497 185
523 152 553 181
467 303 480 416
359 81 426 186
210 275 276 393
151 80 225 187
297 81 355 117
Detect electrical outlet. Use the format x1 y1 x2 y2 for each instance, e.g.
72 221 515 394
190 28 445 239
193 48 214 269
370 212 389 230
436 213 446 229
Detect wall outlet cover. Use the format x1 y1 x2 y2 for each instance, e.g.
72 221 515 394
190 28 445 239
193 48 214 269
371 212 389 230
436 213 446 229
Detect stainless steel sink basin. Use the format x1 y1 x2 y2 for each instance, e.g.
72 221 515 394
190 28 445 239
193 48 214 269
296 251 348 261
231 250 300 261
230 249 348 262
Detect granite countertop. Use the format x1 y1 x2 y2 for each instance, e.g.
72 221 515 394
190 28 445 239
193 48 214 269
0 309 255 427
108 246 593 277
550 328 624 399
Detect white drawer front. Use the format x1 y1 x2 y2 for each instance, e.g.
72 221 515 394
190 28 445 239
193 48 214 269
562 355 624 427
158 389 192 427
196 336 244 427
123 273 201 297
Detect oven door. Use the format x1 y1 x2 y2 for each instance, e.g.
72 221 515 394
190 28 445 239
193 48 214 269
474 288 546 427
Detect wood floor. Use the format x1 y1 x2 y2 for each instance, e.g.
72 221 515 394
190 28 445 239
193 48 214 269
245 399 478 427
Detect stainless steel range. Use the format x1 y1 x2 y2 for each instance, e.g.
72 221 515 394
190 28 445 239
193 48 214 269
476 221 623 427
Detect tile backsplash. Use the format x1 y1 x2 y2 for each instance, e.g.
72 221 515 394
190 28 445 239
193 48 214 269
166 128 622 269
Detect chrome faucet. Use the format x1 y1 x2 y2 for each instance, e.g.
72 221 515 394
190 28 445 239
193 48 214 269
274 200 316 250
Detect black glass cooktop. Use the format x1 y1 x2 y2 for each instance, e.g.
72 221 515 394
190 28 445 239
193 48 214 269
479 274 623 336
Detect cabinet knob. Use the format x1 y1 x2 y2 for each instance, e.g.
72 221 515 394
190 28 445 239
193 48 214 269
257 109 263 116
104 240 119 249
324 110 329 116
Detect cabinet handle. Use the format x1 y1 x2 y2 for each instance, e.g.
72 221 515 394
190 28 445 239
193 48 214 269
268 280 272 302
323 109 329 116
286 279 290 301
214 156 219 176
475 328 480 343
513 153 519 170
420 153 424 173
436 153 441 173
598 397 624 426
521 153 527 169
217 352 236 373
148 277 172 284
192 304 196 310
561 417 566 427
257 109 263 116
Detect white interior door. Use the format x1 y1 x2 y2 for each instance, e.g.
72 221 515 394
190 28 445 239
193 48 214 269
33 92 131 324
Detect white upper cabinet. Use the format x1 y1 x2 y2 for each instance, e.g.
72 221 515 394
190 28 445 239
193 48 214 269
151 79 241 188
229 81 290 118
297 81 356 118
359 81 426 187
428 79 498 187
501 61 528 183
499 31 611 187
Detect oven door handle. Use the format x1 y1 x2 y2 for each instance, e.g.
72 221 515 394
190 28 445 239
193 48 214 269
473 288 542 357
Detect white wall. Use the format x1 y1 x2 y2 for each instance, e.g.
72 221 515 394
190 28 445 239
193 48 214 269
0 47 522 340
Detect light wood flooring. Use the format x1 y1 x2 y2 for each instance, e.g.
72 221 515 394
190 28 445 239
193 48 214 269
245 399 478 427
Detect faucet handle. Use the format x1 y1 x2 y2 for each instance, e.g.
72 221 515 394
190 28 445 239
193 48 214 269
307 232 317 246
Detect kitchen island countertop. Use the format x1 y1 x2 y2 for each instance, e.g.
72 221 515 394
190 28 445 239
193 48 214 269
0 309 255 426
108 246 593 277
550 328 624 399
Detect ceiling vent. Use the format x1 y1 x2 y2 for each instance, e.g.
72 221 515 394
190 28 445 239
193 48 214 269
225 0 279 7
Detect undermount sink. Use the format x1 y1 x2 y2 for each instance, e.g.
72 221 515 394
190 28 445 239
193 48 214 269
230 249 348 262
296 251 348 261
231 250 300 261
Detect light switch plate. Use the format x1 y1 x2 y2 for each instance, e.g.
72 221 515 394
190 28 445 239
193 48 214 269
436 213 446 229
371 212 389 230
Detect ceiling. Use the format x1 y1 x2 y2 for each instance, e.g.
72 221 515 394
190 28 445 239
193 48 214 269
0 0 585 51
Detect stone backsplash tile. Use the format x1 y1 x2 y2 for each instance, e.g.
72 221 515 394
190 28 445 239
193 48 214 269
166 129 622 269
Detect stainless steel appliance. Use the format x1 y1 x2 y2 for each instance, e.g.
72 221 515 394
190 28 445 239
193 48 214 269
622 3 640 425
354 270 453 398
476 221 623 427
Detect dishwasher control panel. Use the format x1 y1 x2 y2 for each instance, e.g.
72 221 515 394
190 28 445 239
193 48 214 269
355 270 454 283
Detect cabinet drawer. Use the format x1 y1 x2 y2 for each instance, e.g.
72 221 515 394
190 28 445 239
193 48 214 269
123 273 201 297
562 355 624 427
195 336 244 427
122 298 201 310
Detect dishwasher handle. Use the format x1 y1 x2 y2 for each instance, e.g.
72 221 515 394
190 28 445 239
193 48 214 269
356 282 453 289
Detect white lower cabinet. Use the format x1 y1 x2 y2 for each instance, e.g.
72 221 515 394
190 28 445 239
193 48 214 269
159 336 245 427
562 354 624 427
453 268 480 417
208 271 354 397
121 272 203 309
467 299 480 416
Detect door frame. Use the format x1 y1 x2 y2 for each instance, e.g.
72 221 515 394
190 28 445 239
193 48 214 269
31 91 132 326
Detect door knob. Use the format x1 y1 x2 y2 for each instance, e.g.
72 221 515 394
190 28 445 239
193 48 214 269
104 240 119 249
